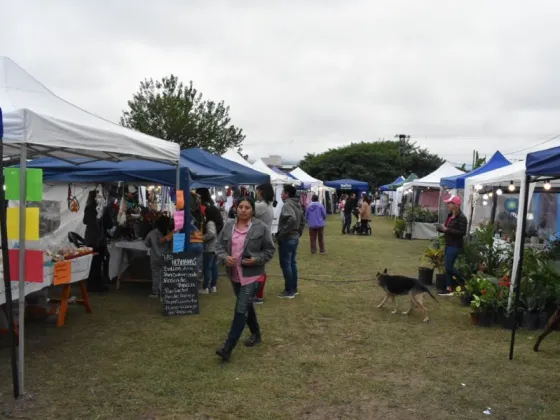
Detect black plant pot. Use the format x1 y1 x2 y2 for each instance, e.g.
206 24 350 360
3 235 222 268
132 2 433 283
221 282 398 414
502 311 523 330
435 274 446 293
478 311 493 327
418 267 434 286
405 233 412 240
522 311 540 331
539 311 549 330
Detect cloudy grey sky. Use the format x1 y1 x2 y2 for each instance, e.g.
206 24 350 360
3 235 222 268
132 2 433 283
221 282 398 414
3 0 560 164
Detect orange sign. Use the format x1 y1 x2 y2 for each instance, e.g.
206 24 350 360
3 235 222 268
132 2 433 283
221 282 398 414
53 261 71 286
176 190 184 210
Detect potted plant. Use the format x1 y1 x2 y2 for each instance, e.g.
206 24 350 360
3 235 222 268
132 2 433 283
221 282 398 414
393 218 406 239
467 274 498 326
422 247 443 287
454 285 471 307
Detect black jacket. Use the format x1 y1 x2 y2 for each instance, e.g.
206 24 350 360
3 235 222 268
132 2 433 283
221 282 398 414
444 211 467 248
344 198 357 214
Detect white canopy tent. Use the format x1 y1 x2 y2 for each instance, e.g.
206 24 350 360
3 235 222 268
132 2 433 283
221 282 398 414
0 57 180 163
407 162 464 188
289 167 322 187
289 167 336 213
221 149 261 171
252 158 297 185
0 56 181 396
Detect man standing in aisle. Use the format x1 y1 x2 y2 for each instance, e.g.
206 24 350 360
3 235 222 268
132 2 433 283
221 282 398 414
343 193 357 234
277 185 305 299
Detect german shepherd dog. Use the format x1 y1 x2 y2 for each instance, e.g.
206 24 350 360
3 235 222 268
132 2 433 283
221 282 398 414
534 307 560 352
376 269 438 322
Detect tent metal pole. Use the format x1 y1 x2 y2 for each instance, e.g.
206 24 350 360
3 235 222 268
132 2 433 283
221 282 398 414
508 175 530 360
17 145 27 392
176 163 180 191
490 187 498 225
0 108 21 398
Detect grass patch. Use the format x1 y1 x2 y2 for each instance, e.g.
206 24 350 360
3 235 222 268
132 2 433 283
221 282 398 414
1 216 560 419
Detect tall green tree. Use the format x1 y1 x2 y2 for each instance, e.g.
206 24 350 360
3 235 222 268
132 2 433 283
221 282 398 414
299 140 444 189
120 75 245 154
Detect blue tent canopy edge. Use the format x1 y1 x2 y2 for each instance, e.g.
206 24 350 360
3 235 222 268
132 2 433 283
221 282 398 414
440 151 511 189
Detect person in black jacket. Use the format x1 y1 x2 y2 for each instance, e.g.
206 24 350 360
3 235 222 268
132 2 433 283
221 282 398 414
437 195 468 296
84 190 113 292
342 193 357 234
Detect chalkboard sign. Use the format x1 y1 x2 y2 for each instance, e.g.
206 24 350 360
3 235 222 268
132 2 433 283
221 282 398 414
161 252 199 316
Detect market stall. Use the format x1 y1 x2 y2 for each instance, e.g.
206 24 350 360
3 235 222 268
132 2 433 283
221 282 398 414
324 179 369 197
508 146 560 359
0 56 181 397
379 176 404 216
289 167 336 213
404 163 463 239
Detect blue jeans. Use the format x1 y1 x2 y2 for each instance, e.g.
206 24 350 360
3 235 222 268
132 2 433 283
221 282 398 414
343 213 352 233
279 238 299 294
444 246 464 289
226 281 261 348
202 252 219 289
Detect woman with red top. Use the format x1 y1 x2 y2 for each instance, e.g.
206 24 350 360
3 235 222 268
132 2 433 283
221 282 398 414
214 197 276 362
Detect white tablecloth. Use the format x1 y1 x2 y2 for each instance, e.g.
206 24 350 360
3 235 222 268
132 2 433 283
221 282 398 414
0 253 94 305
108 240 150 280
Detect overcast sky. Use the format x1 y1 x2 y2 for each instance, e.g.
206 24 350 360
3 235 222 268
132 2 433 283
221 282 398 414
3 1 560 164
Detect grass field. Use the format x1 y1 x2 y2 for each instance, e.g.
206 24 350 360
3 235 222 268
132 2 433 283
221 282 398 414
2 216 560 419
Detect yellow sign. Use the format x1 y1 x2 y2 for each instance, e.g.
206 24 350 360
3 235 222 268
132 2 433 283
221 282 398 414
7 207 40 240
53 261 71 286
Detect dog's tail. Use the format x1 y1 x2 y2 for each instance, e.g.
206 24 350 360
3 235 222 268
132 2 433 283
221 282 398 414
416 281 439 303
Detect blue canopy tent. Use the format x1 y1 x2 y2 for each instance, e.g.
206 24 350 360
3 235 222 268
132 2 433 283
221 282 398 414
379 176 405 191
507 146 560 360
25 156 231 189
440 151 511 189
324 179 369 196
25 148 270 188
182 148 269 186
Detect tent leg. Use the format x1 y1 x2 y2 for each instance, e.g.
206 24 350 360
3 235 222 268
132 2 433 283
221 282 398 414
0 124 20 398
509 175 530 360
176 163 180 191
18 145 27 392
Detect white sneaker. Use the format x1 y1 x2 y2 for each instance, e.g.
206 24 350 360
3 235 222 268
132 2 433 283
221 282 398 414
199 288 210 295
210 287 217 293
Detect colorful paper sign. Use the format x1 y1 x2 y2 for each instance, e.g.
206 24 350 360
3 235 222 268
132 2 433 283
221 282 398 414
53 261 71 286
174 210 184 231
8 249 44 283
173 233 186 253
7 207 40 240
176 190 184 210
26 168 43 201
4 168 20 200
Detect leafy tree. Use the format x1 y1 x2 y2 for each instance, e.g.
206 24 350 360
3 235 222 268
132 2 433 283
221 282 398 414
120 75 245 154
299 140 444 189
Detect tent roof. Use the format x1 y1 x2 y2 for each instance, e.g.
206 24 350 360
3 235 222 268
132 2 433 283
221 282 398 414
0 57 180 163
25 154 233 188
409 163 463 188
251 159 299 184
440 151 511 189
464 160 526 188
390 173 417 190
180 148 270 185
289 167 322 186
324 179 369 190
221 149 256 170
380 175 405 191
526 146 560 177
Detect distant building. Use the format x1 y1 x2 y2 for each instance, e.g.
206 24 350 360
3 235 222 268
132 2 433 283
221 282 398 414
260 155 297 172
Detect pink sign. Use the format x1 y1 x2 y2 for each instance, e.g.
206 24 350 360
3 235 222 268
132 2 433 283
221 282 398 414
174 210 184 231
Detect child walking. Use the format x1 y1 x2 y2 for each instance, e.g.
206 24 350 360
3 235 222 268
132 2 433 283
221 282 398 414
145 215 172 298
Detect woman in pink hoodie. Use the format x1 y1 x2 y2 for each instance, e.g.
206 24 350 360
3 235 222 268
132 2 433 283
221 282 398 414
306 195 327 254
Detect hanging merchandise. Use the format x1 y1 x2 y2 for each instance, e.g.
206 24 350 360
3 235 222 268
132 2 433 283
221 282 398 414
67 183 80 213
95 185 106 219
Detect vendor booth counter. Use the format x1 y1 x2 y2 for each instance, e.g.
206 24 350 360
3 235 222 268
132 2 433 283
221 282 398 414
0 253 94 331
